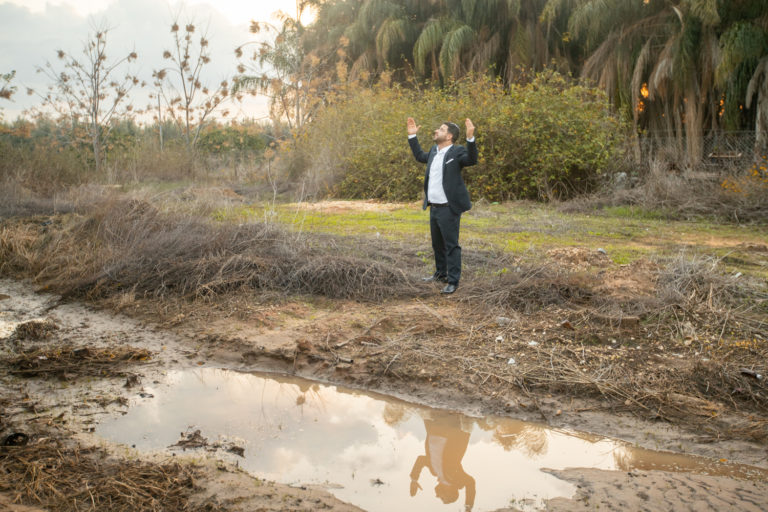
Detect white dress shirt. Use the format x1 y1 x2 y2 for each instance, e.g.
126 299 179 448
409 134 474 205
427 144 451 204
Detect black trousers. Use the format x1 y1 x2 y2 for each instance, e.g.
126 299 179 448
429 205 462 285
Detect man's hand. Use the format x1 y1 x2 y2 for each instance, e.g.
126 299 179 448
465 118 475 139
407 117 421 136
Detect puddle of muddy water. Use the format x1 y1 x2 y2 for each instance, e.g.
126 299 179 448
96 368 768 512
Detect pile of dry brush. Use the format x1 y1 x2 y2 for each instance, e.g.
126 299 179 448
0 198 421 302
563 159 768 222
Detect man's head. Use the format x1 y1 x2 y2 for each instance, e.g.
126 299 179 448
434 482 459 504
432 122 460 144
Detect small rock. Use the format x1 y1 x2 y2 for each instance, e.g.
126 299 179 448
507 357 515 365
495 316 512 326
597 248 607 255
528 341 538 347
495 335 503 342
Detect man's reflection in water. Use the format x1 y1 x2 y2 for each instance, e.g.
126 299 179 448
409 412 476 510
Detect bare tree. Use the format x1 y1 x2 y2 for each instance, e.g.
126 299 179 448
0 70 16 101
0 70 17 121
31 26 140 174
234 1 326 136
153 18 230 149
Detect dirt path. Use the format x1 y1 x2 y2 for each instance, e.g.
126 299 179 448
2 277 768 511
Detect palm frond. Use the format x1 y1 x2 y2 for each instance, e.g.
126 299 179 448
349 49 375 80
461 0 478 26
716 21 767 87
686 0 720 26
359 0 403 31
470 31 501 73
746 56 768 108
506 22 533 70
568 0 613 43
375 17 412 64
539 0 569 24
649 36 676 99
439 24 476 78
581 31 619 83
414 18 455 74
630 38 652 121
698 27 719 99
343 21 372 55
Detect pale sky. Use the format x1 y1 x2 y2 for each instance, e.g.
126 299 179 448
0 0 315 121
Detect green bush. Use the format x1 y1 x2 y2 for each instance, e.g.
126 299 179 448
298 71 628 201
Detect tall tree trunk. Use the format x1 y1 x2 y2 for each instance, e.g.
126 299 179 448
756 91 767 158
91 124 102 175
674 97 685 168
685 87 703 169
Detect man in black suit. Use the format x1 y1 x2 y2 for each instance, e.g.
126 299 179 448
407 117 477 294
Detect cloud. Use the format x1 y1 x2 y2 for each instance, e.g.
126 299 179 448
0 0 268 120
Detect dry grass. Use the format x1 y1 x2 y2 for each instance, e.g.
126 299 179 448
10 319 58 341
0 197 420 302
562 158 768 222
0 436 219 512
4 345 152 379
462 263 595 313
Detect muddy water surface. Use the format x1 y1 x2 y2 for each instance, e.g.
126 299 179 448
97 368 768 512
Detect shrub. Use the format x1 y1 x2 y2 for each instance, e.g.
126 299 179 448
296 71 627 201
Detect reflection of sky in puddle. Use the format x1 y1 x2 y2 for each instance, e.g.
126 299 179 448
97 368 768 512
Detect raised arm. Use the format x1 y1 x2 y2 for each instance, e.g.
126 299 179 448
407 117 429 163
459 118 478 166
407 117 421 136
465 118 474 140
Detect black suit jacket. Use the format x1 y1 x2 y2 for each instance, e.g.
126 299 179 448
409 136 478 214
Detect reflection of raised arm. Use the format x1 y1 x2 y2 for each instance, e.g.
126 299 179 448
409 455 427 496
463 473 476 510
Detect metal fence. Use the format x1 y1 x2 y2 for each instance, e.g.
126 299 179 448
638 131 758 171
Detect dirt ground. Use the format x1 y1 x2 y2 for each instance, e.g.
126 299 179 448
1 274 767 511
1 196 767 511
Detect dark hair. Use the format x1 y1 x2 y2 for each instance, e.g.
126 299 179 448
443 122 460 143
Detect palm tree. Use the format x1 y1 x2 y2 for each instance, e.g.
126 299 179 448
234 1 325 133
549 0 767 166
549 0 721 165
716 7 768 155
310 0 563 85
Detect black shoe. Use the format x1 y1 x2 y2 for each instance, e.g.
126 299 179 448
422 275 447 283
441 284 457 294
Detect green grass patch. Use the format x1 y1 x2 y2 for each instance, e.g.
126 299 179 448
210 200 766 276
